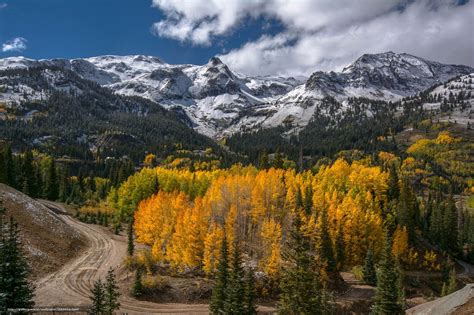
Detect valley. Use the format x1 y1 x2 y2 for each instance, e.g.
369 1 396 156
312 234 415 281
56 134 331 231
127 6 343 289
0 51 473 314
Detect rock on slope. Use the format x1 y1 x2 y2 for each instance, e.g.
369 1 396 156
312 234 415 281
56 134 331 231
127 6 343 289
406 284 474 315
0 184 85 279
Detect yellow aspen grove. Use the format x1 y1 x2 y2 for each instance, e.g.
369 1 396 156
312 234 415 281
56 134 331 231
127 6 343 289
134 193 171 246
131 159 390 276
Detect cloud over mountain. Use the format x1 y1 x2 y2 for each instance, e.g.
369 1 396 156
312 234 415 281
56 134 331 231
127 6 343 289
151 0 474 76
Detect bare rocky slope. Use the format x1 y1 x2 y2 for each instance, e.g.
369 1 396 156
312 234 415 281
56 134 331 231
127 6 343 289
0 184 85 278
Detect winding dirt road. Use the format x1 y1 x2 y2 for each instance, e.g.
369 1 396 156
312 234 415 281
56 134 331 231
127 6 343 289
35 201 209 314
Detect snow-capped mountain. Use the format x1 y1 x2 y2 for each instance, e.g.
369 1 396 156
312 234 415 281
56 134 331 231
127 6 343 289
0 52 472 138
248 52 473 133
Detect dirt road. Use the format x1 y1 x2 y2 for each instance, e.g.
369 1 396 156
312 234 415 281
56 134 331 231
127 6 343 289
456 259 474 278
35 201 209 314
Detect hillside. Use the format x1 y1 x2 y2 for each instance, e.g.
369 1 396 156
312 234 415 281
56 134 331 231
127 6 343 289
0 183 85 278
0 66 219 162
228 72 474 162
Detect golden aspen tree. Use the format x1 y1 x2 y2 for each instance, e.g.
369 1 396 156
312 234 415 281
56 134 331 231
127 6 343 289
183 198 209 268
203 223 224 274
260 218 282 277
225 204 238 255
392 225 409 261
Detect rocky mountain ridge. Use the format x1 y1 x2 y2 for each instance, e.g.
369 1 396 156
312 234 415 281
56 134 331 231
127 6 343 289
0 52 472 138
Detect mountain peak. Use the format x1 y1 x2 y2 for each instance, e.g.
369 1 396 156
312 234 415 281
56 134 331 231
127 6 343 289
208 56 224 66
343 51 413 72
306 51 472 99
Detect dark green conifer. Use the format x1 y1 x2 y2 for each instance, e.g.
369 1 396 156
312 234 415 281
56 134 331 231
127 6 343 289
363 249 377 286
387 164 400 201
104 268 120 314
20 151 36 197
243 268 257 315
44 159 59 200
224 244 245 315
131 268 143 298
3 145 16 188
90 279 106 314
0 212 35 312
320 208 336 273
127 219 134 257
303 185 313 215
371 234 404 315
335 225 345 271
279 211 331 314
258 150 269 170
442 195 459 253
210 235 229 314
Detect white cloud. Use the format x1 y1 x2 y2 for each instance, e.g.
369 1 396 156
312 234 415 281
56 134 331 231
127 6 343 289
151 0 474 75
151 0 268 45
2 37 27 52
0 3 7 10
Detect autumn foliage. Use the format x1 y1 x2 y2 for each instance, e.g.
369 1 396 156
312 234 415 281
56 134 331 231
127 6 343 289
133 159 392 275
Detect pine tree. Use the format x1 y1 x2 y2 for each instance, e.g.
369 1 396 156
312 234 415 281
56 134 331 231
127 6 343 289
0 151 6 184
0 213 35 312
104 268 120 315
210 235 228 314
258 150 269 170
279 212 331 314
320 208 336 273
3 145 16 188
294 186 303 210
20 151 36 197
396 179 418 240
371 234 404 315
303 185 313 215
127 219 134 257
131 268 143 297
335 225 345 271
387 164 400 201
90 279 106 314
441 268 457 296
442 195 459 254
58 167 71 202
243 268 257 315
224 243 245 315
272 152 284 169
363 249 377 286
44 159 59 200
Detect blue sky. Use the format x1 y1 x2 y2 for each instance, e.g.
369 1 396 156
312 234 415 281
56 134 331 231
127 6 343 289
0 0 282 65
1 0 473 76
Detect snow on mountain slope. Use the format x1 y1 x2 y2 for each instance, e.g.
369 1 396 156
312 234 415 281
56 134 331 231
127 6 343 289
254 52 473 133
424 73 474 126
0 52 471 138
